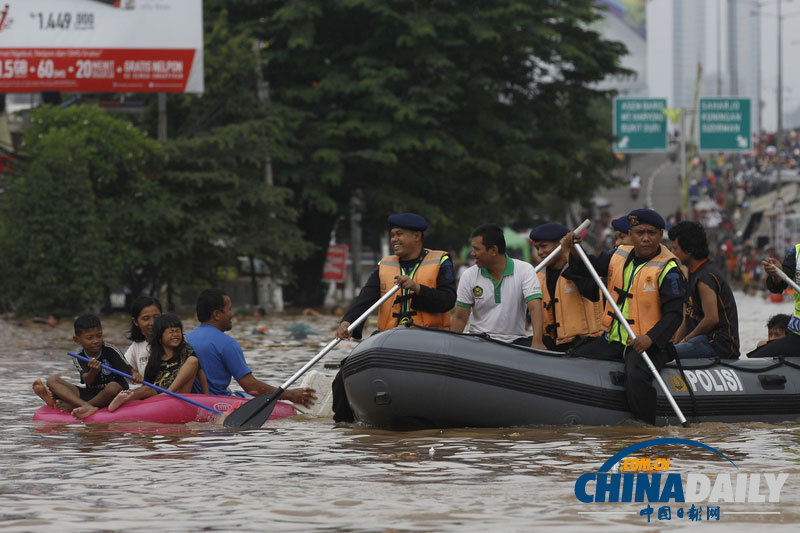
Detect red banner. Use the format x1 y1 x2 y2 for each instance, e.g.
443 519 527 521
0 48 196 92
322 244 349 282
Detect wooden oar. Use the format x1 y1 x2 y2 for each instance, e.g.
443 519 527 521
223 285 402 428
68 351 222 415
570 244 690 427
773 267 800 293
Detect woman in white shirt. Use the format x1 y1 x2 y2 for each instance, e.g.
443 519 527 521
123 295 162 376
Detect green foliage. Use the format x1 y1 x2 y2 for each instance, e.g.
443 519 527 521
210 0 630 303
2 1 631 309
153 8 312 289
17 106 166 305
0 129 112 314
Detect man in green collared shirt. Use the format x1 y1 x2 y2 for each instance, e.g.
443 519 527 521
451 223 546 349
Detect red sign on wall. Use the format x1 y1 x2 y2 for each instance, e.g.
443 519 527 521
322 244 348 282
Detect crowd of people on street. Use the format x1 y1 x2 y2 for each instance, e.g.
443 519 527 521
667 130 800 295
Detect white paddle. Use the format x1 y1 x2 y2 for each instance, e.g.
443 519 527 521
571 241 690 427
533 219 591 273
773 267 800 293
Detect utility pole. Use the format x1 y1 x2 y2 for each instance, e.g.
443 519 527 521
755 2 762 133
774 0 785 249
157 93 167 143
717 0 723 96
253 40 273 187
727 0 738 96
776 0 783 192
253 39 282 310
679 107 696 217
349 190 363 297
157 92 172 309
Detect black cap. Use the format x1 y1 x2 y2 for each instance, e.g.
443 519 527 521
611 216 631 233
387 213 428 231
627 208 665 230
529 222 570 242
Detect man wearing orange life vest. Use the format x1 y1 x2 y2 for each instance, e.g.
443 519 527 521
529 222 603 352
335 213 456 340
332 213 455 423
560 209 686 424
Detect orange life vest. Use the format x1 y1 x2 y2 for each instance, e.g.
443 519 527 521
537 270 604 345
377 249 451 330
601 245 680 343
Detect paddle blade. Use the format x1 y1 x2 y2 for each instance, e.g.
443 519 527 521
223 387 284 429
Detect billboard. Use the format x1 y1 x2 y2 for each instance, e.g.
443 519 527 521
0 0 203 93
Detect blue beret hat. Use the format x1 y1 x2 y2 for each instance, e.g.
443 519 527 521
388 213 428 231
611 216 631 234
529 222 570 242
627 208 665 230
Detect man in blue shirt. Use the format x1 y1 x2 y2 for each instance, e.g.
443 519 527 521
187 288 315 406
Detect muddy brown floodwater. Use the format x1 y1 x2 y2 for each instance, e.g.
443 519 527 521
1 291 800 531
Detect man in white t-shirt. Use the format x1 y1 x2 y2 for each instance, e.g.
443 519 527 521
451 223 546 349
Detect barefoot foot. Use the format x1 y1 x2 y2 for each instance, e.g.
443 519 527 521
32 379 56 408
108 390 134 412
71 405 99 420
55 399 77 414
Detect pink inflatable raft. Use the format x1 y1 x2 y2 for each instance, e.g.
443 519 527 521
33 393 297 424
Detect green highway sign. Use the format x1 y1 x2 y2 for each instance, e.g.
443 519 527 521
613 97 668 152
699 97 751 151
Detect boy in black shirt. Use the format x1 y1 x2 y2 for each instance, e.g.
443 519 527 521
668 221 740 359
34 315 137 419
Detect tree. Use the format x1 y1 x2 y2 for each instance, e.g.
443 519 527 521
136 9 313 301
216 0 630 304
0 130 111 314
0 105 164 314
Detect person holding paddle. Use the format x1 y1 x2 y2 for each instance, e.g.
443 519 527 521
33 314 137 419
186 288 316 407
335 213 456 340
108 314 207 411
529 222 603 352
560 209 686 424
332 213 455 423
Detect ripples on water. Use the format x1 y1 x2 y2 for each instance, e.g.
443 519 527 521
2 291 800 531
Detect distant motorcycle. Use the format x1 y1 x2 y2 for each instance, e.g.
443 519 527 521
629 173 641 200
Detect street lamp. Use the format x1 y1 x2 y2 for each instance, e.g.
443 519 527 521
750 1 763 133
776 0 783 193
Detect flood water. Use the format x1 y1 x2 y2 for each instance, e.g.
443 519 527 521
2 291 800 531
